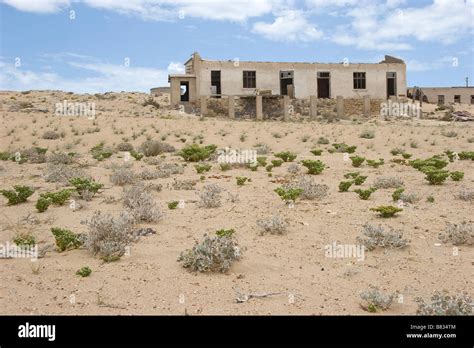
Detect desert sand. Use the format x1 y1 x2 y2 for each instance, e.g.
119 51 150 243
0 90 472 315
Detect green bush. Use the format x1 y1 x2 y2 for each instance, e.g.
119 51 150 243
13 233 36 248
353 175 368 185
274 187 303 202
424 169 450 185
366 158 384 168
168 201 179 209
215 229 235 238
69 177 103 195
410 156 448 171
370 205 403 218
90 142 113 161
344 172 360 179
271 159 284 167
350 156 365 167
194 163 212 174
0 151 11 161
256 156 267 167
274 151 297 162
40 189 72 205
0 185 34 205
130 150 144 161
178 144 217 162
339 181 353 192
310 149 323 156
450 171 464 181
220 163 231 171
332 143 357 153
401 152 412 159
301 160 325 175
317 137 330 144
354 188 376 200
51 227 83 252
392 187 405 202
458 151 474 160
35 197 51 212
76 266 92 277
265 164 274 172
236 176 249 186
427 195 435 203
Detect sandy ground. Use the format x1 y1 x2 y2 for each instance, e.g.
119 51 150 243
0 91 472 315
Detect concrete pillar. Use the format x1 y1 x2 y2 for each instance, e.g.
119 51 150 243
228 95 235 119
336 96 344 118
310 95 317 120
283 95 290 122
256 95 263 120
363 95 371 117
200 96 207 116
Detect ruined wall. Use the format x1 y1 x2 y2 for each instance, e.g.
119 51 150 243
197 60 406 100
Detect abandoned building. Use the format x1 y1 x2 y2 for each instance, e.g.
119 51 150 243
407 86 474 105
168 52 407 105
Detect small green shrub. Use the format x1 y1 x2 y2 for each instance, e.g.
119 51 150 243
344 172 360 179
458 151 474 160
301 160 325 175
236 176 249 186
427 195 435 203
310 149 323 156
220 163 231 171
256 156 267 167
130 150 144 161
359 129 375 139
366 158 384 168
178 144 217 162
0 185 34 205
40 189 72 205
370 205 402 218
350 156 365 167
271 159 284 167
274 187 303 203
339 181 353 192
90 142 113 161
69 177 103 195
13 232 36 248
353 175 368 185
317 137 330 145
35 197 51 212
354 188 376 200
401 152 412 159
274 151 297 162
450 171 464 181
332 143 357 153
424 169 450 185
51 227 83 252
76 266 92 277
168 201 179 209
392 188 405 202
194 163 212 174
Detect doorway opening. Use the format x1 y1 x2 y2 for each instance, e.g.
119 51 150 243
211 70 221 97
387 72 397 98
280 71 294 97
317 72 330 98
180 82 189 102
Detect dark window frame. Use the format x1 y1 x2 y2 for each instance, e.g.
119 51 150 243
243 70 256 88
353 72 366 90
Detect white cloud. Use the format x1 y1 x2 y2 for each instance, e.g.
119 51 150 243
0 56 170 93
167 62 184 74
330 0 474 51
2 0 70 13
253 10 323 42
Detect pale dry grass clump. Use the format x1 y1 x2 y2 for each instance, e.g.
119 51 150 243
256 215 288 235
197 183 223 208
359 286 394 312
110 165 136 186
122 184 163 222
44 163 85 183
357 224 409 251
455 188 474 202
287 175 329 200
83 211 134 262
172 178 197 190
415 290 472 316
373 176 404 189
177 231 241 273
439 222 473 246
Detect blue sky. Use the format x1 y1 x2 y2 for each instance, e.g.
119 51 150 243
0 0 473 92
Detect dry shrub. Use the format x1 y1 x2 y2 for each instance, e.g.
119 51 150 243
122 184 163 222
